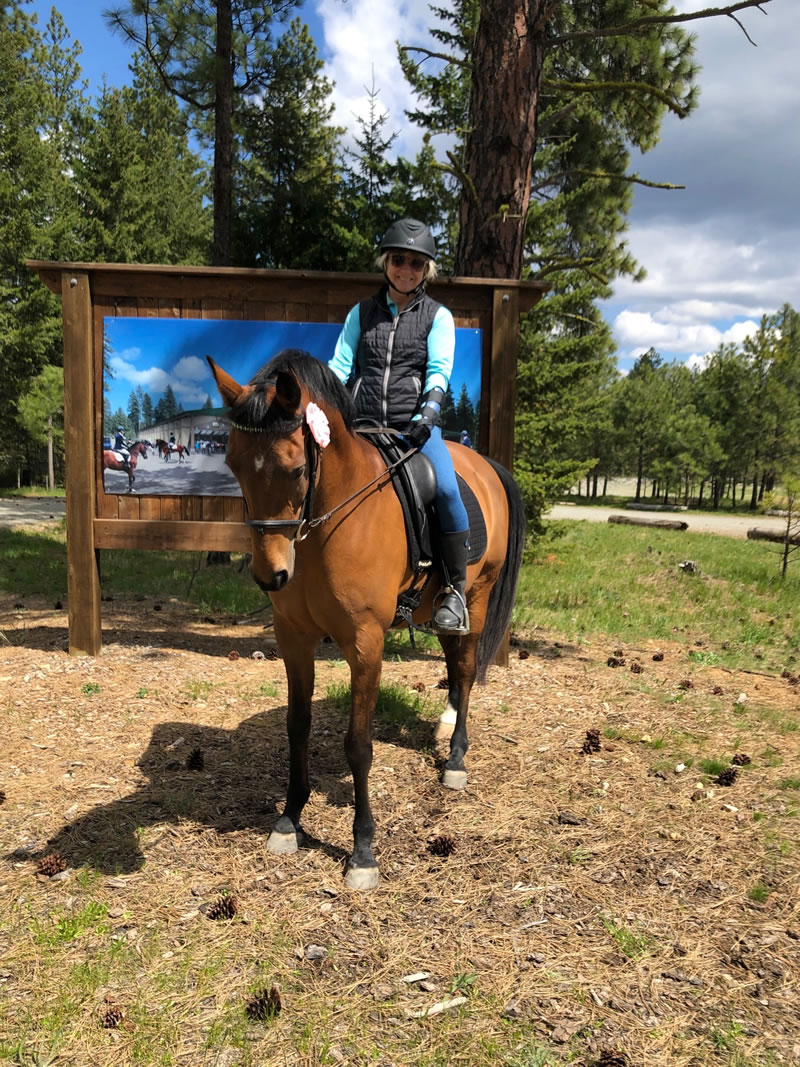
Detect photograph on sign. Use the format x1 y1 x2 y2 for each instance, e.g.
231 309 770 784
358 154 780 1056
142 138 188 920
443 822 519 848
102 317 482 496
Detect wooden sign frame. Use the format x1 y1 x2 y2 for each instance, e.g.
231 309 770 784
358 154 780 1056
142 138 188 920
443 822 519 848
29 261 546 655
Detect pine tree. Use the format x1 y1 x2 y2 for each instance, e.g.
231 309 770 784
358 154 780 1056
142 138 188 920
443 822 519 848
232 19 348 269
127 390 141 432
72 53 210 264
106 0 302 266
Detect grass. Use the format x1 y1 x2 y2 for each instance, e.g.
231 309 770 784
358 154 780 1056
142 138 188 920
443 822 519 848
0 525 268 617
515 522 799 672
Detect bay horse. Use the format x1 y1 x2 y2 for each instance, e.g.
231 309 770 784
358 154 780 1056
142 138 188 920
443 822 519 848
209 350 526 890
102 441 147 492
157 439 188 462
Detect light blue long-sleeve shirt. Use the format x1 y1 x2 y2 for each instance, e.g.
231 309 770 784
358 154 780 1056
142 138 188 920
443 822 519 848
330 295 456 397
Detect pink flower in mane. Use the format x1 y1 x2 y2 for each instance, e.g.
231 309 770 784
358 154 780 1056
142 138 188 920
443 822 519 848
305 402 330 448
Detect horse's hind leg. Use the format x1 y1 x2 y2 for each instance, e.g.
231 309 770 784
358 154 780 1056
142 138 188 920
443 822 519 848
268 627 315 855
436 633 478 790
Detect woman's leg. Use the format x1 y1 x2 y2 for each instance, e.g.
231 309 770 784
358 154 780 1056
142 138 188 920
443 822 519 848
419 428 470 631
420 427 468 533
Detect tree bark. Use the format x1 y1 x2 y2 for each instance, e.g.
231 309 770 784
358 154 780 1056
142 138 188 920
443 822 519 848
47 416 55 491
213 0 234 267
454 0 550 278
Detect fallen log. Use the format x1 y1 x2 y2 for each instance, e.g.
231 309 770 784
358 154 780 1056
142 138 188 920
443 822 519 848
747 527 800 545
608 515 688 531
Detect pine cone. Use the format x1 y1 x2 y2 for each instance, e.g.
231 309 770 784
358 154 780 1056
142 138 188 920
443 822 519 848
596 1052 629 1067
518 649 530 660
0 789 6 805
712 685 724 695
630 661 643 674
207 894 238 920
732 753 751 766
36 852 67 877
581 729 602 755
677 678 694 690
437 677 449 690
100 1000 124 1029
186 747 204 771
245 985 282 1021
716 767 738 787
607 656 625 668
228 650 240 660
652 652 664 662
428 834 457 857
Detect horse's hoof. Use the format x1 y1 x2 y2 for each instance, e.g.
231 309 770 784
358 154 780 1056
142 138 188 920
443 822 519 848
267 828 301 854
344 865 380 891
434 707 457 742
441 768 468 790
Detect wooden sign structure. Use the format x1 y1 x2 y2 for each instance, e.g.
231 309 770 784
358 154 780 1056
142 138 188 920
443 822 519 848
28 261 546 656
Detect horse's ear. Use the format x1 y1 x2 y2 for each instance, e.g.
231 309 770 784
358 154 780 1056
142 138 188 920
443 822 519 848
275 370 302 415
207 356 243 408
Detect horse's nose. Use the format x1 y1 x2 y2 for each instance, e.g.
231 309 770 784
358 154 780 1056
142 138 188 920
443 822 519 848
253 570 290 592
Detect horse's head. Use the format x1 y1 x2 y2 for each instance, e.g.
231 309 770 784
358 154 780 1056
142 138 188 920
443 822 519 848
208 351 342 593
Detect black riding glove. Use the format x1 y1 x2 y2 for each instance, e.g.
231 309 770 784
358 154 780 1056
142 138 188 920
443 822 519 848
407 417 433 449
406 387 445 450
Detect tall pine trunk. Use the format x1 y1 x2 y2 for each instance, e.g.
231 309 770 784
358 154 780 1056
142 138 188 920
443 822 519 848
454 0 549 278
213 0 234 267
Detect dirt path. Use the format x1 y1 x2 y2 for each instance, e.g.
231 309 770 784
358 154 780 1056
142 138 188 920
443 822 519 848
547 503 786 539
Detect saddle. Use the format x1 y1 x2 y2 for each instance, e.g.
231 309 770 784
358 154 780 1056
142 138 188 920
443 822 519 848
358 428 488 634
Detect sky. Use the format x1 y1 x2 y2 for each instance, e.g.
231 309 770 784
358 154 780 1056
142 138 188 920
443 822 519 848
28 0 797 376
102 318 482 415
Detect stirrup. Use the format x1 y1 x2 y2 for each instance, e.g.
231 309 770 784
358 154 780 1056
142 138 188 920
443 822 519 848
433 587 470 635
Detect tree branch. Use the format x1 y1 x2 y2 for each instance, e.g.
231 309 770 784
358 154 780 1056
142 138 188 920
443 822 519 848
549 2 772 48
542 78 692 119
398 44 470 69
531 168 685 194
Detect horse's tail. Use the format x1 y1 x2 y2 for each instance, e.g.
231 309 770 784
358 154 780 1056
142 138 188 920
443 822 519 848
475 457 527 684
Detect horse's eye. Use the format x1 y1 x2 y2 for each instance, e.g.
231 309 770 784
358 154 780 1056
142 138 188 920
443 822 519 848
291 465 306 480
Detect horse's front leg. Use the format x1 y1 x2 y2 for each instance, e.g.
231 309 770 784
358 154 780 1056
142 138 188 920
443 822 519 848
342 624 384 891
267 625 316 855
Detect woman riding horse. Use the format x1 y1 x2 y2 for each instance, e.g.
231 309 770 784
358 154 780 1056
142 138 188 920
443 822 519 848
209 350 525 890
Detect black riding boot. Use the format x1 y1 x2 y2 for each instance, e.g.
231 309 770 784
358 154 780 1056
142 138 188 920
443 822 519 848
433 530 470 634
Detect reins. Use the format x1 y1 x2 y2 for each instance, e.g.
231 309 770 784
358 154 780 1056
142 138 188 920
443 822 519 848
234 419 417 542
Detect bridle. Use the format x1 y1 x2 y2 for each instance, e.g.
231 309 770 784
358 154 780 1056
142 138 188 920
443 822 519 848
231 417 416 542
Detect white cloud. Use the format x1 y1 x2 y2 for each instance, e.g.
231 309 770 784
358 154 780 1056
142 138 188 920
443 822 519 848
316 0 440 159
110 356 171 393
172 355 209 382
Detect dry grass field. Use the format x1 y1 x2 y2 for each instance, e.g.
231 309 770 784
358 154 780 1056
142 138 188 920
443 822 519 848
1 592 799 1067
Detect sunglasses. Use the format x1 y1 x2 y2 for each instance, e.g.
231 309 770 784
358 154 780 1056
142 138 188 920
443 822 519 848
389 253 428 271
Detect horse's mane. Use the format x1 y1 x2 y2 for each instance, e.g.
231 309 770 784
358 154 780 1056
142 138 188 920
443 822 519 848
232 349 355 432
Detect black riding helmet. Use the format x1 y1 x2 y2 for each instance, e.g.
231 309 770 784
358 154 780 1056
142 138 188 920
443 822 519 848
379 218 436 260
379 219 436 297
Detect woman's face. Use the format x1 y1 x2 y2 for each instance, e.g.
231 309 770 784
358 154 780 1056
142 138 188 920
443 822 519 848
385 251 428 293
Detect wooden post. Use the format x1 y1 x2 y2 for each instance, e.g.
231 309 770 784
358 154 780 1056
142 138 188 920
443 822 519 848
488 286 521 665
62 271 102 655
488 287 520 471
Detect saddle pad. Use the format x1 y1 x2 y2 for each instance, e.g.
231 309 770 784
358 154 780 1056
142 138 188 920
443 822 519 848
457 473 488 564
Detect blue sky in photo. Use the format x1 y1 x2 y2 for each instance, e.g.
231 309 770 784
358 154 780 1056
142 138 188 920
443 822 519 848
103 317 482 416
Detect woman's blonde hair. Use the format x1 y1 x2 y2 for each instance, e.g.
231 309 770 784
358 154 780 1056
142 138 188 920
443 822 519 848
376 250 438 283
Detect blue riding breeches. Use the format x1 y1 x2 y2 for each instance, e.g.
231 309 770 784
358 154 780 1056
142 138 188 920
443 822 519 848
409 426 469 533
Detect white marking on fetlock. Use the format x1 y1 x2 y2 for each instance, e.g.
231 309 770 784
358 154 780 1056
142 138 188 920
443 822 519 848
434 704 457 741
267 829 300 854
441 768 468 790
344 866 380 891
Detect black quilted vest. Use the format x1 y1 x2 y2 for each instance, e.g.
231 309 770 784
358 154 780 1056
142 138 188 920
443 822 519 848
350 287 441 429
